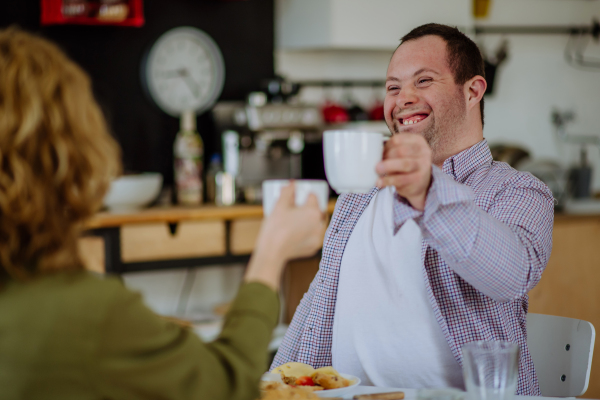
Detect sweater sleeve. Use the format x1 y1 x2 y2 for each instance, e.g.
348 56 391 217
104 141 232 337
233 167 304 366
91 280 279 400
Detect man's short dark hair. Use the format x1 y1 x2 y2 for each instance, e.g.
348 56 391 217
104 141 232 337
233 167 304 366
400 23 485 127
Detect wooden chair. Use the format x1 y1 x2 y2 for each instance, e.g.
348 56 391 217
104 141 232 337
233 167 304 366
527 313 595 397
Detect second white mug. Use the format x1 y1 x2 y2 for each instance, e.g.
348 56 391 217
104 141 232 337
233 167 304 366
262 179 329 217
323 130 385 194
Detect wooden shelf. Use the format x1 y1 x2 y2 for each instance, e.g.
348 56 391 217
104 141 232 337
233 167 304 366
82 200 336 273
85 200 338 229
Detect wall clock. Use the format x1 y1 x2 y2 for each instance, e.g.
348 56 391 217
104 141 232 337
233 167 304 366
141 26 225 117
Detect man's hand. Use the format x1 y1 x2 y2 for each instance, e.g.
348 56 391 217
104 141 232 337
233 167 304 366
375 133 432 211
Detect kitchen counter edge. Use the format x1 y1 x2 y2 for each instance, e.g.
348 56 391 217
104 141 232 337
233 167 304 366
85 200 338 229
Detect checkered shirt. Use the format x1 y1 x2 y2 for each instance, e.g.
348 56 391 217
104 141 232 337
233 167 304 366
271 139 554 396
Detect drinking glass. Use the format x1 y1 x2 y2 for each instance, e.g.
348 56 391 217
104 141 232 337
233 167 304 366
462 341 519 400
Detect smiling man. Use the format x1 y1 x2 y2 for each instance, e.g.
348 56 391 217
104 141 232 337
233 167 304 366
272 24 554 395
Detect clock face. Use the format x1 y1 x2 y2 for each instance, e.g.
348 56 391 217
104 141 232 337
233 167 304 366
143 27 225 117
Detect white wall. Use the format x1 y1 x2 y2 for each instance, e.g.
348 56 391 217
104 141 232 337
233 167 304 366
480 33 600 190
275 0 600 191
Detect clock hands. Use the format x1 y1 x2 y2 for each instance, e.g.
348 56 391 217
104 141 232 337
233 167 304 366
159 69 184 79
160 68 201 98
182 75 201 99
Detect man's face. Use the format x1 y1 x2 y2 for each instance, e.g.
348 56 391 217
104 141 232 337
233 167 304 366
384 35 466 154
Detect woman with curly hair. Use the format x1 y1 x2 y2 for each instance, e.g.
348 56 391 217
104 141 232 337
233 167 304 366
0 27 325 400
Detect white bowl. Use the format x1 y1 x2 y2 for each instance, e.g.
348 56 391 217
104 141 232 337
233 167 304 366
103 173 163 212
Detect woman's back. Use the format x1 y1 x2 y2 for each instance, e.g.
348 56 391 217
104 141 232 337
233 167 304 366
0 27 324 400
0 272 279 400
0 273 121 399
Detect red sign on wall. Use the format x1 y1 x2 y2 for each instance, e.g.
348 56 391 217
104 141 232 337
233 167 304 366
41 0 144 27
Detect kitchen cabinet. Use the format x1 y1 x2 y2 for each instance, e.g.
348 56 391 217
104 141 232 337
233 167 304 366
79 202 335 274
120 221 226 263
230 218 263 255
275 0 472 50
474 0 599 27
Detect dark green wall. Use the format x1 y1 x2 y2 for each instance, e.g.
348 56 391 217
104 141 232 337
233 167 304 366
0 0 275 186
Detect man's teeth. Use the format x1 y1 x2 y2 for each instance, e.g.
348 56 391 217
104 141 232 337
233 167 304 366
402 116 426 125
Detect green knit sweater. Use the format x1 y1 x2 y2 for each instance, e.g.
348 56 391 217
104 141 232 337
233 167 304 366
0 272 279 400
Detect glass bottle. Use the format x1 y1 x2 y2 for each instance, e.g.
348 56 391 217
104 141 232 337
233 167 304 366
174 110 203 206
205 153 222 204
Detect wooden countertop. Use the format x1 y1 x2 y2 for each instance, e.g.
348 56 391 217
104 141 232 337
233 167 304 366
85 200 337 229
85 201 600 229
554 212 600 221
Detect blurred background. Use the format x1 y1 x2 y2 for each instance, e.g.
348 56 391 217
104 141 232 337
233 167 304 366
2 0 600 202
2 0 600 396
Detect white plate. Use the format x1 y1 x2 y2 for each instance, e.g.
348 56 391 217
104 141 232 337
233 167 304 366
316 373 361 398
261 372 361 398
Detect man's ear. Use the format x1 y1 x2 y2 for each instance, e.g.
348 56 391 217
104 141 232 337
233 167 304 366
464 75 487 111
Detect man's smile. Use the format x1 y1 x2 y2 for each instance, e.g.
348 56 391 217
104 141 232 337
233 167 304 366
397 112 431 126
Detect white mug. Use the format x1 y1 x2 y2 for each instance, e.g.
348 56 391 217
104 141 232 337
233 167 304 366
262 179 329 216
323 130 385 194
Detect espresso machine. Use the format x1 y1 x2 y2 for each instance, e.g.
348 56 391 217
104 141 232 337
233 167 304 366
211 94 326 203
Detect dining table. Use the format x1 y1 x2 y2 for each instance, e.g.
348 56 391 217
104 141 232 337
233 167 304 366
339 386 572 400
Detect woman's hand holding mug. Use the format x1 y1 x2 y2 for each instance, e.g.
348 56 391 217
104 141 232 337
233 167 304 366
244 182 326 291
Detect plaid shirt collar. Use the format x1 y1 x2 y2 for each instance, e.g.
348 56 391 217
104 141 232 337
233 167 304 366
441 139 492 183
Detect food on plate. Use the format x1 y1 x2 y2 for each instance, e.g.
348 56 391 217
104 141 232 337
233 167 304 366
272 362 316 379
313 366 339 376
295 376 315 386
269 362 353 392
312 371 351 389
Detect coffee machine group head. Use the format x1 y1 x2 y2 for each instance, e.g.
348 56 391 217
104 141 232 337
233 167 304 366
211 98 326 203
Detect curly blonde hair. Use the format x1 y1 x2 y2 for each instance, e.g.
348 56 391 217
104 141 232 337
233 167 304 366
0 27 121 281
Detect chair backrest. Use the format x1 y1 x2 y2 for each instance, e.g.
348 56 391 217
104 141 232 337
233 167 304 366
527 313 595 397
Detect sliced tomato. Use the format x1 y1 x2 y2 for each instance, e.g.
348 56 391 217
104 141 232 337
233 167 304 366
295 376 315 386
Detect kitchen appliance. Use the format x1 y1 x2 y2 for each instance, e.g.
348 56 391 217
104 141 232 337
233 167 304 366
551 109 599 200
517 158 570 209
211 100 325 203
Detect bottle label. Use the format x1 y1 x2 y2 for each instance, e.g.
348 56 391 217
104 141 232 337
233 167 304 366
174 134 203 158
175 158 203 205
174 131 204 206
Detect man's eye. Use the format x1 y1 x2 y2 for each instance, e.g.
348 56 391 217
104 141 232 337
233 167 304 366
418 78 432 85
387 86 399 91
